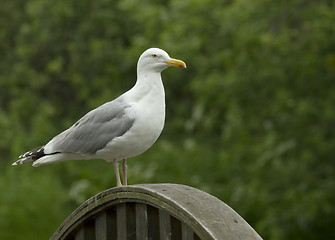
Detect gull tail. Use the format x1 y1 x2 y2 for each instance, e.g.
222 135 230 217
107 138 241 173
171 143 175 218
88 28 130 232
13 147 83 167
13 146 46 166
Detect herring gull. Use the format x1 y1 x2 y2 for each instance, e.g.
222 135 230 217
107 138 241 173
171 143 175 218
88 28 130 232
12 48 186 187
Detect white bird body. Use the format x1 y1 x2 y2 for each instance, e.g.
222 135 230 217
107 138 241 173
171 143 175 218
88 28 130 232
97 72 166 161
13 48 186 187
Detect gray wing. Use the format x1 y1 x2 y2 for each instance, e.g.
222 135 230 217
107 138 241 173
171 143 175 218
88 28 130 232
47 98 135 154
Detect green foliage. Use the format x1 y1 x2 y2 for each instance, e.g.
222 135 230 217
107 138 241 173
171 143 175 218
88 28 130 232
1 0 335 239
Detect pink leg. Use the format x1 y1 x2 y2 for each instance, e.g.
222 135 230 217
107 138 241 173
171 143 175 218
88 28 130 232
113 160 122 187
122 159 127 186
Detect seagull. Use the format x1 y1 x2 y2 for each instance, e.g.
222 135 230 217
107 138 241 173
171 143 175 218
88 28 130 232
12 48 186 187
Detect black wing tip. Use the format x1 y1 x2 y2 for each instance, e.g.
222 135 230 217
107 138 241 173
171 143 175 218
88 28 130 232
12 161 20 166
19 146 46 160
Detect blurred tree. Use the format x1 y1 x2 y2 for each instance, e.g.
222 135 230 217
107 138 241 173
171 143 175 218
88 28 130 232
0 0 334 239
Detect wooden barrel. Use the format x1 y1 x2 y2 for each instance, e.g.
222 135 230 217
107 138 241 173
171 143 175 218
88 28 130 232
51 184 262 240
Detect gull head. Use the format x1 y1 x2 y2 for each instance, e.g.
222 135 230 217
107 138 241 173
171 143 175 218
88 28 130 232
137 48 186 75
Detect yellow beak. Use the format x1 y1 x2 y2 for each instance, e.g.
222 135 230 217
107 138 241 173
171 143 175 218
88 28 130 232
165 58 187 68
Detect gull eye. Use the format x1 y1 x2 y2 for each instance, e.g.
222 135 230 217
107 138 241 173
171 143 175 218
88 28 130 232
151 54 157 58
